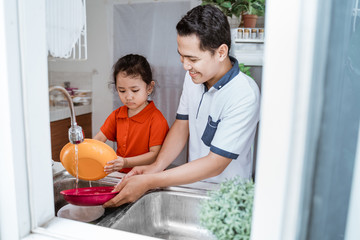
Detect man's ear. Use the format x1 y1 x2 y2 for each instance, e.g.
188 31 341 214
217 44 229 62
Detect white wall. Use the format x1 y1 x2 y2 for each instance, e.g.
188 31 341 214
48 0 113 138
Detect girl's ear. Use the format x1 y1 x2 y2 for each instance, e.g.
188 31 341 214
217 44 228 62
147 81 155 95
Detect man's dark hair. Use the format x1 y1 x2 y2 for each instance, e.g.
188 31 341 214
176 4 231 55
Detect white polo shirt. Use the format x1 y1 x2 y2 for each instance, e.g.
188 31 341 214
176 57 260 183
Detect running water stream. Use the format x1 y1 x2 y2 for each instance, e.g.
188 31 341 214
75 144 79 193
74 144 93 190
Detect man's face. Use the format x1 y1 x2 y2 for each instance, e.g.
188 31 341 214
177 34 222 88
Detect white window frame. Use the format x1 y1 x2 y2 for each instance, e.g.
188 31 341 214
0 0 151 239
345 122 360 239
251 0 332 239
345 0 360 237
0 0 341 239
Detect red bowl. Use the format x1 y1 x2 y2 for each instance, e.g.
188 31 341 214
60 186 119 206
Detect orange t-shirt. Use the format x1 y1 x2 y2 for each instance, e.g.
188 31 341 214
100 101 169 173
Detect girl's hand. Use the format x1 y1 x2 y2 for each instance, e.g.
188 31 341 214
104 156 126 174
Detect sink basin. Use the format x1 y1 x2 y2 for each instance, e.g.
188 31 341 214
98 188 216 239
53 170 217 239
53 170 119 215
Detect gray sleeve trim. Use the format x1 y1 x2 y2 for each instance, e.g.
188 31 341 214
210 145 239 159
176 114 189 120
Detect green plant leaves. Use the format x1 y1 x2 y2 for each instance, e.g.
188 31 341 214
202 0 245 17
200 177 255 240
239 63 252 77
202 0 265 17
238 0 265 16
220 1 232 9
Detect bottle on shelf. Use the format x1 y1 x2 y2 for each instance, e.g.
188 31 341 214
237 28 243 39
244 29 250 39
258 28 264 40
251 29 257 39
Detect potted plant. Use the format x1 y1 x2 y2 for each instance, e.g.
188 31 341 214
201 0 265 28
239 0 265 28
201 0 244 18
200 177 255 240
201 0 245 27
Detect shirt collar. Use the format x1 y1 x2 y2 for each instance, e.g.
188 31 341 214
117 101 156 123
212 56 239 90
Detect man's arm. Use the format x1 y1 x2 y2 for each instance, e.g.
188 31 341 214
153 119 189 169
126 119 190 176
103 152 231 207
151 151 232 186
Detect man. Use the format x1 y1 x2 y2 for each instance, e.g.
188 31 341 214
103 4 260 208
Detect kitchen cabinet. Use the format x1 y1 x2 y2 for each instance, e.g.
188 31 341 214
50 113 92 161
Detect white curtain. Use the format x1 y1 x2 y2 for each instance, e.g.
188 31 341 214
113 1 198 165
46 0 85 58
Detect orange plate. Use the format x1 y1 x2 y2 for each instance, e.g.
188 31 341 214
60 139 117 181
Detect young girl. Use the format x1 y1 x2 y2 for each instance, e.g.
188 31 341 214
94 54 169 174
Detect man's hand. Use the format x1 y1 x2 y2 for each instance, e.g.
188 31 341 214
102 174 152 208
103 164 162 207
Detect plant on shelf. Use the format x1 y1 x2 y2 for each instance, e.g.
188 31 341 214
200 177 255 240
240 0 265 16
201 0 244 18
239 0 266 28
201 0 265 28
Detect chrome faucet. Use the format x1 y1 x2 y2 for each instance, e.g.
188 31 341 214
49 86 84 144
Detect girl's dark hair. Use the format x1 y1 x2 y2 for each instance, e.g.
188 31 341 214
176 5 231 55
112 54 153 86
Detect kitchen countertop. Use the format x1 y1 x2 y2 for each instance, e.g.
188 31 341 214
50 104 92 122
52 161 65 176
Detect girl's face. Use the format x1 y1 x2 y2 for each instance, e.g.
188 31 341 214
116 72 154 116
177 34 225 88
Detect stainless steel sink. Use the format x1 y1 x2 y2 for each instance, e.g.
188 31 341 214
53 170 217 239
98 189 216 239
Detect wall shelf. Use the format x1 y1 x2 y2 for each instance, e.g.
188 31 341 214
234 39 264 43
231 42 264 66
231 28 265 66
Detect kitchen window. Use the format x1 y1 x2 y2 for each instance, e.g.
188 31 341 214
252 0 360 239
1 0 359 239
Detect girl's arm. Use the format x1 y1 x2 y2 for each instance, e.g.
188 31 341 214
105 145 162 174
93 131 107 142
123 145 162 168
94 130 162 172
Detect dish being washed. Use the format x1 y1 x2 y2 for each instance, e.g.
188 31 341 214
60 138 117 181
61 186 119 206
57 204 105 222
